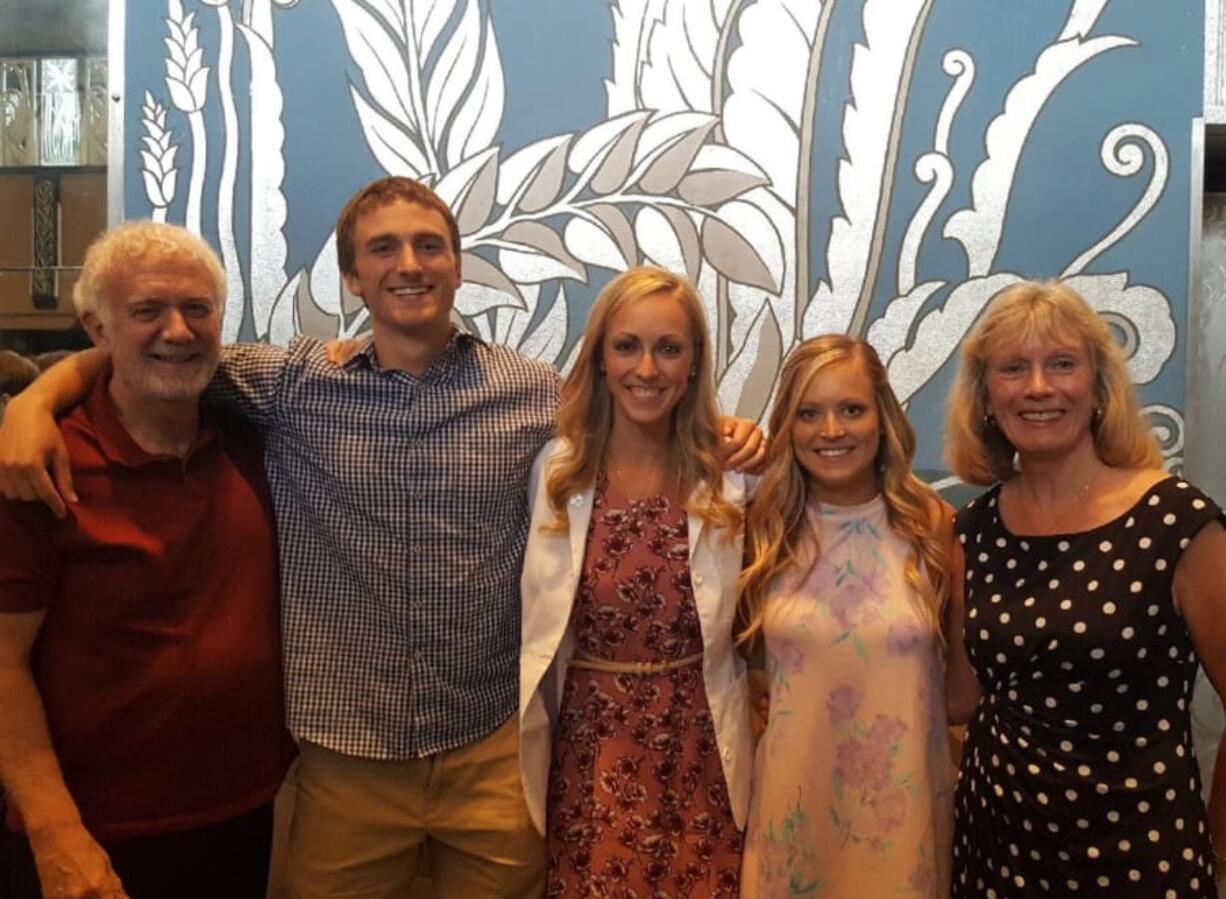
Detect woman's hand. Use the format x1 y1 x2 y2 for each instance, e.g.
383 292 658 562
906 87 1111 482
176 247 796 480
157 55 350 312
719 417 768 474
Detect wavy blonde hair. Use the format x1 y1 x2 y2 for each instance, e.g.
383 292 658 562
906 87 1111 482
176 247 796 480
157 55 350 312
545 266 740 533
738 336 950 646
945 279 1162 485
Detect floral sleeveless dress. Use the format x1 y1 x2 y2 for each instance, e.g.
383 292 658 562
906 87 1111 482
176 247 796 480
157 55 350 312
545 477 742 898
741 495 953 898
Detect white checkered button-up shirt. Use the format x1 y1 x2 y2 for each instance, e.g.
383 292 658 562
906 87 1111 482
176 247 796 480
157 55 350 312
210 333 559 759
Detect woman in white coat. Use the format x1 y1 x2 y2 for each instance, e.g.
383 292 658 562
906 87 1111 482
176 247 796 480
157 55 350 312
519 267 753 898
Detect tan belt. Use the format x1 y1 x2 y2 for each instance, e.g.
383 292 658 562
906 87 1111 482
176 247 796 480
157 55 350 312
568 650 704 675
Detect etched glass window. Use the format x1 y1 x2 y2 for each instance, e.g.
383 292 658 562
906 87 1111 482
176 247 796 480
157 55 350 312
40 57 80 166
1 59 37 166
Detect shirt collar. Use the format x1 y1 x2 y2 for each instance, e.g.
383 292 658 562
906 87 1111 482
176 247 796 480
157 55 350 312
345 327 486 382
81 373 218 468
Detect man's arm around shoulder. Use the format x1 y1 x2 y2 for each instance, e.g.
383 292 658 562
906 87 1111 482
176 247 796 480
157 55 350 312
0 350 106 518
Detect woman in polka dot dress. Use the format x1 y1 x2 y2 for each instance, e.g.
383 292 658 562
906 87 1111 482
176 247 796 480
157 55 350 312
941 280 1226 898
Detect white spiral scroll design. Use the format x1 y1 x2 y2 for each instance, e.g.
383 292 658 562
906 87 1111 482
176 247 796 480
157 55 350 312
897 50 974 295
1062 123 1168 277
1140 403 1184 466
935 49 974 155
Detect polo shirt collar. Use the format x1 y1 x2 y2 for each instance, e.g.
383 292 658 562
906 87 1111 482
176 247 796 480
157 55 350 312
82 374 217 468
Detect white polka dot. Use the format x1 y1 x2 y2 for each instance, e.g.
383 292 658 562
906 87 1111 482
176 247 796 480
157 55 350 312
1112 559 1125 571
1129 581 1142 594
1163 512 1176 525
1102 601 1117 614
1048 578 1059 589
1072 559 1086 571
1139 536 1152 549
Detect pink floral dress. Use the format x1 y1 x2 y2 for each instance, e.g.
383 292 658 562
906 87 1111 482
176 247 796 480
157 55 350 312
546 476 742 898
740 496 952 898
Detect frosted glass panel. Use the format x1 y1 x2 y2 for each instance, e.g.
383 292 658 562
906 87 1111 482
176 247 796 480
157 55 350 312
1 60 36 165
40 57 80 166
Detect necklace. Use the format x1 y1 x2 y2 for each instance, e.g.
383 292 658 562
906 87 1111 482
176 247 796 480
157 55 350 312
1010 466 1104 535
606 456 679 501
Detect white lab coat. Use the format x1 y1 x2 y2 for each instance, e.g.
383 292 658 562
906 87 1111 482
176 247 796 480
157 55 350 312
517 437 753 835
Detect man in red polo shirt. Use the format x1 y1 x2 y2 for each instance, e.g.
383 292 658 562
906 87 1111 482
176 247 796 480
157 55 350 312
0 222 291 899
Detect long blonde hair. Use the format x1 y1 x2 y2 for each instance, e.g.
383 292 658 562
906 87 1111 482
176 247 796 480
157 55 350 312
545 267 740 532
738 336 950 645
945 279 1162 484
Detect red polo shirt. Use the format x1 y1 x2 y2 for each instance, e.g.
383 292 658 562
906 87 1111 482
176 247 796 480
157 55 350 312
0 377 292 840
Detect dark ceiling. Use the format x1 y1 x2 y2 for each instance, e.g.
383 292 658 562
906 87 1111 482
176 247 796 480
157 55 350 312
0 0 108 56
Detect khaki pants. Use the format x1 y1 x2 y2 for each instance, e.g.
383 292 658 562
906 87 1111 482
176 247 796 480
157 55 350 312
285 716 545 899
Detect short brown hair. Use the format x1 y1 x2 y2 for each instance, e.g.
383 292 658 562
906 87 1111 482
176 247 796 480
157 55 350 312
335 177 462 276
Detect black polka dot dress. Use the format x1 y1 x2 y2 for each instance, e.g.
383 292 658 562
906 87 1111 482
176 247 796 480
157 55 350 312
951 477 1225 898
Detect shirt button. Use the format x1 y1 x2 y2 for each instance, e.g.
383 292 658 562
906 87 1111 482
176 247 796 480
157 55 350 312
692 574 703 586
722 747 731 761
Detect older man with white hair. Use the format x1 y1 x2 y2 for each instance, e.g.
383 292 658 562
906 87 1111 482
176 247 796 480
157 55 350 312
0 222 291 899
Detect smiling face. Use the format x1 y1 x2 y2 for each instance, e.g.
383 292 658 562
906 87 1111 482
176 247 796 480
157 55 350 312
341 199 462 349
984 337 1097 463
601 290 695 435
790 356 881 506
84 264 221 405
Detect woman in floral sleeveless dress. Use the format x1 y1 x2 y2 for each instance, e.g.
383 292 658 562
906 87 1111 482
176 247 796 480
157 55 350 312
738 336 958 898
519 267 761 898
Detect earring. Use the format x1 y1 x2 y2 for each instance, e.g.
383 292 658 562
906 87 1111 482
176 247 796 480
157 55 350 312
1092 405 1103 422
983 411 997 428
689 368 697 378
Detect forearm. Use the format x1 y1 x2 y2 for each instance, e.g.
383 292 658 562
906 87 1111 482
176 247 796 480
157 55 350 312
0 667 83 836
13 349 106 415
